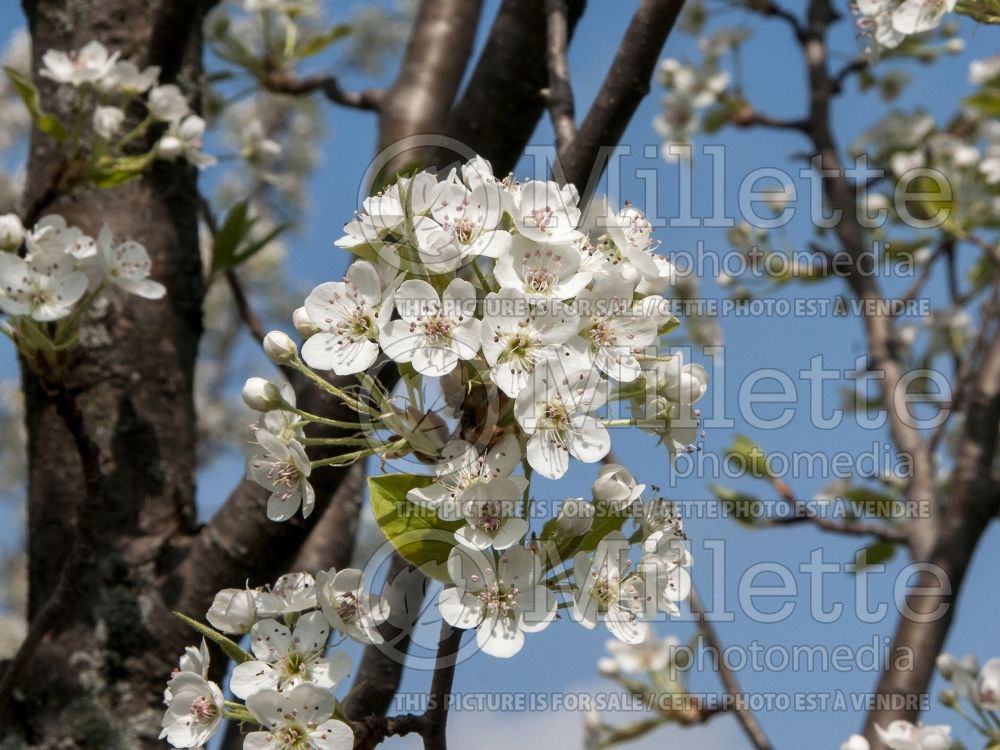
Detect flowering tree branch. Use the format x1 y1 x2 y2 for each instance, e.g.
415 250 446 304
558 0 687 198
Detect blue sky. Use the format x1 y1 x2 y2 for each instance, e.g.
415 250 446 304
2 2 999 749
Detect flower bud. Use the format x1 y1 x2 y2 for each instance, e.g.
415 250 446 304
292 306 320 337
938 689 958 708
242 377 281 411
206 588 256 634
0 213 24 251
597 657 617 676
263 330 298 364
555 498 595 538
839 735 869 750
976 658 1000 710
936 652 958 679
592 463 645 511
93 105 125 140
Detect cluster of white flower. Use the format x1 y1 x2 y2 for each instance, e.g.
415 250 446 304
30 41 213 169
854 0 957 54
0 213 164 363
171 155 703 745
162 569 385 748
840 654 1000 750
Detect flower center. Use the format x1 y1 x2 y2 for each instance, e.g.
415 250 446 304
589 319 617 348
477 584 520 615
267 461 302 500
525 206 554 231
336 592 359 622
421 314 453 342
190 696 218 723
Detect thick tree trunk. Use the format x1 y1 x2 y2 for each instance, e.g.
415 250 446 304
7 2 207 746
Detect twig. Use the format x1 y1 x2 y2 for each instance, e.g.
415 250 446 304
730 107 808 132
260 71 384 110
767 477 909 544
832 57 868 93
557 0 686 197
544 0 577 154
755 1 806 40
224 269 268 346
422 622 463 750
689 587 773 750
0 387 103 711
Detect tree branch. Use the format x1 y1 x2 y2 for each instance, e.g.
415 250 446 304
689 587 773 750
259 71 384 110
422 622 463 750
544 0 577 155
443 0 586 175
557 0 686 198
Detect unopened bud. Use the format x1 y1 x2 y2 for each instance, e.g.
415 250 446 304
242 377 281 411
0 214 24 251
292 306 320 337
263 330 298 364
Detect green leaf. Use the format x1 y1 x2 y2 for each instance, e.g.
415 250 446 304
573 506 632 556
842 487 900 519
209 200 290 280
172 611 253 664
964 90 1000 115
87 152 157 188
4 67 66 142
723 434 770 479
852 539 897 571
369 474 462 582
296 23 352 58
709 483 762 527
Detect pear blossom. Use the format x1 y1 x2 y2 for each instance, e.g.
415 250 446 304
0 250 88 322
254 573 318 617
454 477 529 550
406 435 524 517
875 720 954 750
263 330 298 364
99 60 161 94
157 115 216 168
646 353 709 405
92 105 125 140
315 567 389 645
641 536 692 616
439 546 556 658
230 612 350 698
574 281 658 382
494 236 592 301
510 180 582 243
597 623 680 675
514 365 610 479
572 532 649 643
414 175 511 272
554 498 595 538
840 736 870 750
40 41 120 86
380 277 481 376
480 288 583 397
248 430 314 521
300 260 392 375
206 588 257 634
977 657 1000 710
96 225 166 299
160 672 224 748
147 84 191 122
244 684 354 750
592 463 645 512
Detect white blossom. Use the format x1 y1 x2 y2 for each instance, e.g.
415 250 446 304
148 84 191 122
254 573 318 617
316 567 389 645
230 611 350 698
510 180 582 244
439 546 556 658
244 684 354 750
99 60 161 94
494 236 592 301
92 105 125 140
40 41 120 87
157 115 216 168
454 477 529 551
160 672 224 748
597 622 680 675
380 278 481 376
977 657 1000 710
247 430 314 521
206 588 257 634
0 214 23 251
592 463 645 512
301 260 392 375
572 532 649 643
574 281 658 383
97 224 166 299
514 365 610 479
875 720 954 750
840 736 870 750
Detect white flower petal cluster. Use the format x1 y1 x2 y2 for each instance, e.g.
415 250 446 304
0 214 164 361
854 0 957 54
874 720 954 750
35 41 213 168
164 567 389 748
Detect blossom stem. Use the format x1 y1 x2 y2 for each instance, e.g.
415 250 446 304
289 360 375 415
310 439 405 468
284 405 370 430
